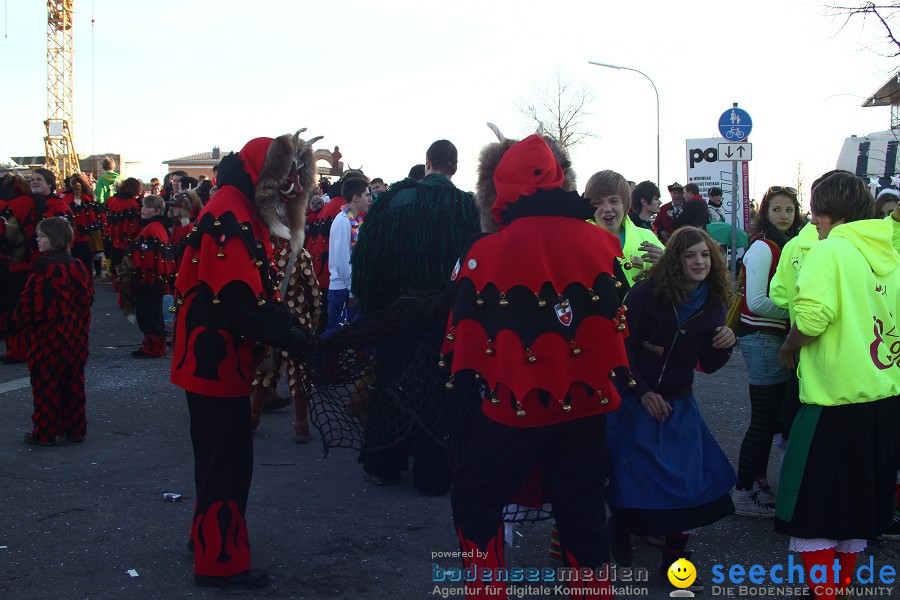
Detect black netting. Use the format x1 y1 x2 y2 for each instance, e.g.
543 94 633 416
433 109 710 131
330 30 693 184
307 303 553 520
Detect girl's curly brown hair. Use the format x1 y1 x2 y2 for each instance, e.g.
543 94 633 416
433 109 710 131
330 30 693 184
648 226 732 306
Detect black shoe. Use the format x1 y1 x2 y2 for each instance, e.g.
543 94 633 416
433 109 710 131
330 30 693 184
608 515 633 567
131 349 162 358
194 569 270 589
24 433 55 446
0 354 24 364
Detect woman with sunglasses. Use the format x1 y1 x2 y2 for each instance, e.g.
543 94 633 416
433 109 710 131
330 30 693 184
733 185 805 517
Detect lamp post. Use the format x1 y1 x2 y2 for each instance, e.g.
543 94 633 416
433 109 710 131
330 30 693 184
588 61 660 187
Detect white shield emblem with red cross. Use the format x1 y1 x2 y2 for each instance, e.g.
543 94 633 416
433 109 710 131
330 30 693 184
555 302 573 326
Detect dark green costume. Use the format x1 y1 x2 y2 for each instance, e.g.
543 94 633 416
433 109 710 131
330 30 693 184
351 173 480 314
348 172 480 494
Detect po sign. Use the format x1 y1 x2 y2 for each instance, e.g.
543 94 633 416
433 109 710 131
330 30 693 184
689 146 718 168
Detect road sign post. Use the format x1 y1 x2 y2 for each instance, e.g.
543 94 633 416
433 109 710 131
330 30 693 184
717 104 752 281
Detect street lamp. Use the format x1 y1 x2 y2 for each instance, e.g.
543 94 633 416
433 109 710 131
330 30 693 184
588 61 660 188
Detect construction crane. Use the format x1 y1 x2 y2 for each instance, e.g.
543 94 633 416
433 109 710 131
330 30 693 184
44 0 79 180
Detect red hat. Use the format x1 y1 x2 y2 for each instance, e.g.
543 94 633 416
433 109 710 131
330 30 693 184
238 137 274 186
491 135 565 226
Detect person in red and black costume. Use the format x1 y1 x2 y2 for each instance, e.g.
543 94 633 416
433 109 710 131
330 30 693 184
2 168 72 364
60 172 103 277
17 216 93 445
169 189 204 272
442 133 630 600
126 194 174 358
104 177 142 290
170 130 321 590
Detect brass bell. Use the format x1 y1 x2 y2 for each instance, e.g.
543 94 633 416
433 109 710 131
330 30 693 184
561 299 570 309
609 370 617 379
572 347 581 356
527 355 537 364
191 226 198 233
515 408 526 418
191 257 199 264
474 373 482 380
217 251 225 258
212 297 221 305
614 280 622 289
499 294 509 307
241 224 249 231
445 380 455 391
624 261 634 269
562 403 572 413
446 332 455 341
591 294 600 302
214 220 222 227
485 347 495 356
255 260 263 267
168 306 177 314
600 397 609 406
176 299 184 306
257 298 266 306
476 296 484 306
617 323 626 332
537 298 547 308
622 305 628 312
490 396 500 405
438 358 446 368
628 378 637 389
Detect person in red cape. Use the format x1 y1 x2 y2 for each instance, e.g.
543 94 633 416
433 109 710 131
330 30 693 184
442 133 630 600
60 172 103 277
2 168 73 364
170 130 320 590
124 194 174 358
168 189 204 272
17 217 93 445
104 177 142 290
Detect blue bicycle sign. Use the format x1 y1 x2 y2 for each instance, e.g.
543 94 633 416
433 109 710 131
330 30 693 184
718 107 752 140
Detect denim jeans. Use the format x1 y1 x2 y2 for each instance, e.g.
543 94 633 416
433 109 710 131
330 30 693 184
323 288 358 338
739 331 789 385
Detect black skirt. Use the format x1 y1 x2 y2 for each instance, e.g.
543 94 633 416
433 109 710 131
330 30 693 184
774 396 900 540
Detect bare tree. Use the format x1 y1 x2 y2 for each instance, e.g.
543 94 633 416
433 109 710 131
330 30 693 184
827 2 900 59
515 69 595 150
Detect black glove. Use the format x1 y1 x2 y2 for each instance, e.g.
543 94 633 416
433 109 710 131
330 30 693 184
286 327 319 358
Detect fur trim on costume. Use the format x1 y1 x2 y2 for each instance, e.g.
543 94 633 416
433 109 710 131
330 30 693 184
254 130 322 251
475 124 576 233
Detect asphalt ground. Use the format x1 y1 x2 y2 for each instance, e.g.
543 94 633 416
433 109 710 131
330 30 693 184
1 282 898 599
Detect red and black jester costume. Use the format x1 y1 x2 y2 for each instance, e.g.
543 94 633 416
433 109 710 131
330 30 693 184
169 131 320 586
126 215 174 357
15 250 93 444
104 191 140 289
443 134 629 600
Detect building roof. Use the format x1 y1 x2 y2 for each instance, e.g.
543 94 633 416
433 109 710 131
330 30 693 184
163 150 229 165
862 71 900 107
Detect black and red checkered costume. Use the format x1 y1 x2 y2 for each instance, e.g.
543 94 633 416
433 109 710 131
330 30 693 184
14 251 93 444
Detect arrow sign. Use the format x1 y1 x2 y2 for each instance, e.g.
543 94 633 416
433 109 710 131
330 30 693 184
718 142 752 162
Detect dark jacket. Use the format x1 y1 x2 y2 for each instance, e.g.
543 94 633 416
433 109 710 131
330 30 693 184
624 276 732 402
674 197 711 230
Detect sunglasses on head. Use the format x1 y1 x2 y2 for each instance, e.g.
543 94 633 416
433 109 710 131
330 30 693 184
768 186 797 195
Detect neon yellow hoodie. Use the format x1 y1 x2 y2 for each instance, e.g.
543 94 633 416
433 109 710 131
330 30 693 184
794 219 900 405
770 222 819 323
587 215 662 287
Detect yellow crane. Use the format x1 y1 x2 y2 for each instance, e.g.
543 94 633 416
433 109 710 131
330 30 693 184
44 0 79 180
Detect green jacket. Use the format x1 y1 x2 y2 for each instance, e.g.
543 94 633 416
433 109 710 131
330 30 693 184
794 219 900 405
93 171 119 204
587 214 663 287
769 222 818 323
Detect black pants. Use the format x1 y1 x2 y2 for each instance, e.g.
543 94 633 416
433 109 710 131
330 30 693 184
135 290 164 336
452 412 610 576
186 392 254 576
71 241 92 278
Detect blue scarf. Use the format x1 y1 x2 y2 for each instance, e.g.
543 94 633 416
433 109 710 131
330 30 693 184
675 281 708 324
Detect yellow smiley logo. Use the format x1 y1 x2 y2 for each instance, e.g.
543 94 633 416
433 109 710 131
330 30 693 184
667 558 697 589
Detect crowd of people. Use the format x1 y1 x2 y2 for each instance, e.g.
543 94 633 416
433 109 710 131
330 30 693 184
1 131 899 600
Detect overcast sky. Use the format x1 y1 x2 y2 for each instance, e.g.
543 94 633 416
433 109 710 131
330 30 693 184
1 0 896 202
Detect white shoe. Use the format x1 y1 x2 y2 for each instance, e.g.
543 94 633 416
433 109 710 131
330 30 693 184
753 480 776 507
733 488 775 518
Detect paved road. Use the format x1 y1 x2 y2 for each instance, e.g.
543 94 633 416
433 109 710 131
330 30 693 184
0 283 897 599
